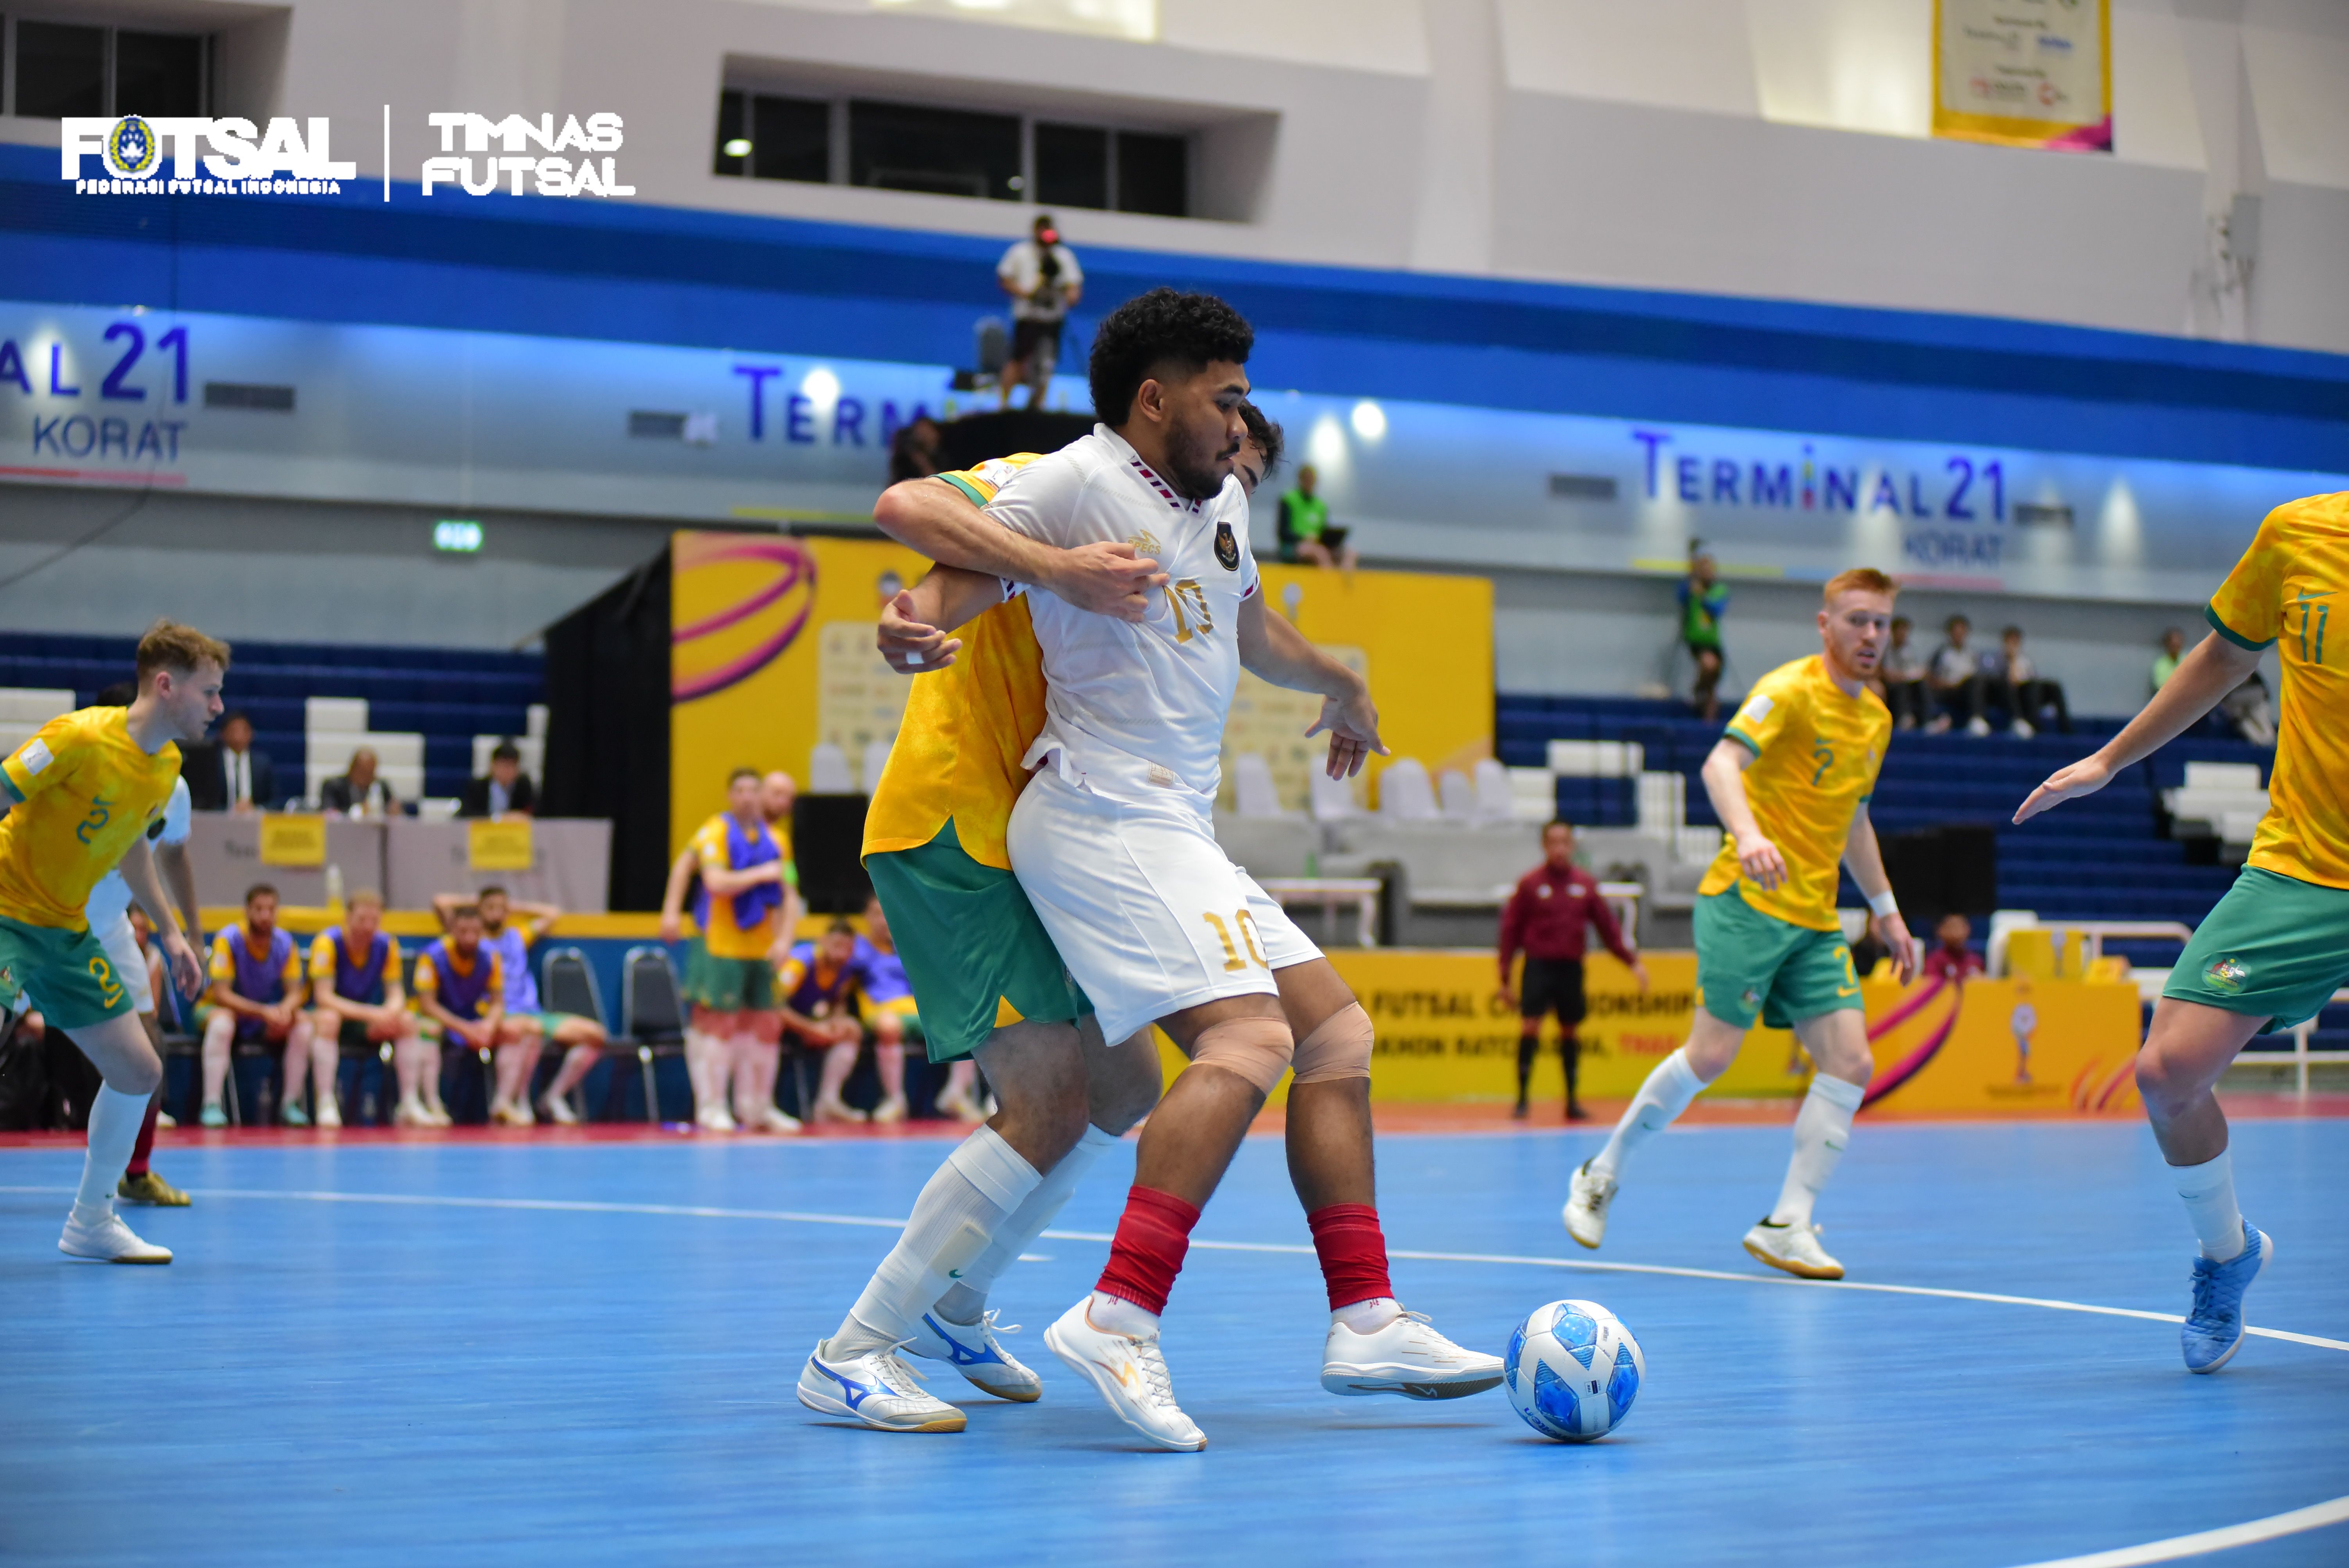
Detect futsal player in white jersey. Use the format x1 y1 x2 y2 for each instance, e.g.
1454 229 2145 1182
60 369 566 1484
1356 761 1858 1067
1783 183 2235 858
955 289 1492 1449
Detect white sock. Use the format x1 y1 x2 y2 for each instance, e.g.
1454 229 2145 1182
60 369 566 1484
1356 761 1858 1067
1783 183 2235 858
935 1123 1117 1324
1767 1073 1865 1227
1089 1288 1159 1338
829 1125 1042 1357
2172 1149 2246 1261
74 1084 146 1222
1590 1047 1707 1182
1333 1296 1402 1333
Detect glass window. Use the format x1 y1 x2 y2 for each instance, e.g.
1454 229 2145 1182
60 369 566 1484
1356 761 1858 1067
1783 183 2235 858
114 31 205 118
1116 131 1187 217
751 94 830 184
713 89 749 176
1035 122 1107 210
849 100 1020 201
16 21 106 119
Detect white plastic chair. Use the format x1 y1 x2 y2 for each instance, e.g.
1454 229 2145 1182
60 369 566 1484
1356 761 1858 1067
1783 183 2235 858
1472 759 1514 822
1232 752 1284 820
1438 769 1475 821
808 743 854 794
1309 768 1358 823
861 739 893 794
1378 758 1438 821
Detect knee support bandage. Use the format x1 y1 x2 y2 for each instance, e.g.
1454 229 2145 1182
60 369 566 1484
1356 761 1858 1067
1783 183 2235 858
1188 1016 1294 1095
1291 1002 1374 1084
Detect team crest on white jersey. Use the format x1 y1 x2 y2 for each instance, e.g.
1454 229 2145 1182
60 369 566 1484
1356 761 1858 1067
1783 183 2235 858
1214 522 1239 571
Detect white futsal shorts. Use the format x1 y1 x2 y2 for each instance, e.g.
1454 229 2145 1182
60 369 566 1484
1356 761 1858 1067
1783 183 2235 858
1007 766 1322 1045
99 915 156 1017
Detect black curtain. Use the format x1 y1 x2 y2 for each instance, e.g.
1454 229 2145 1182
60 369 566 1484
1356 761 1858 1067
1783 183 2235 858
934 409 1093 472
542 548 670 911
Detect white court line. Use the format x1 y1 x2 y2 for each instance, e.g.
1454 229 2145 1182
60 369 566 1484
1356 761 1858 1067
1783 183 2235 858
8 1184 2342 1354
2006 1494 2349 1568
8 1182 2346 1564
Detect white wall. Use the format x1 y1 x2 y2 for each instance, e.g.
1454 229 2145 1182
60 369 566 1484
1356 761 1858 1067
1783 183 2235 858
5 0 2345 351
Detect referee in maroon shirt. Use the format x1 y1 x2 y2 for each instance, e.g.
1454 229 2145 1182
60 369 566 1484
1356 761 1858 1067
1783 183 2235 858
1499 821 1649 1120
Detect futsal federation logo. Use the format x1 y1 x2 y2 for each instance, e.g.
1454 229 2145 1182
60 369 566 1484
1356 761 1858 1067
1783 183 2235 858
1214 521 1239 571
102 116 160 179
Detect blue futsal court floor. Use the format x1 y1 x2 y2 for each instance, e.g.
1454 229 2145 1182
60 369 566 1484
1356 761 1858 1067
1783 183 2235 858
5 1117 2347 1567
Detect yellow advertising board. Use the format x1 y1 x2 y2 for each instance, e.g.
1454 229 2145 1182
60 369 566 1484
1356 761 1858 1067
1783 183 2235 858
467 818 536 872
258 813 326 868
669 533 1497 855
1155 951 2143 1116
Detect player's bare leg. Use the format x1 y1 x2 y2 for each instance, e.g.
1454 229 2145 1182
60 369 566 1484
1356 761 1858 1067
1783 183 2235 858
488 1022 543 1125
684 1005 737 1130
1566 1009 1746 1248
116 1012 188 1207
813 1037 863 1123
1743 1008 1871 1280
731 1015 797 1132
871 1014 910 1125
197 1008 235 1126
536 1015 608 1127
59 1012 173 1262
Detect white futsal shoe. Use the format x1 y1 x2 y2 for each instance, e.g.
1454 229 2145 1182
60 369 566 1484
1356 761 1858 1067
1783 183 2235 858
1562 1160 1617 1250
797 1339 966 1433
744 1105 803 1134
1321 1308 1506 1399
1742 1218 1844 1280
906 1308 1043 1402
535 1092 580 1127
694 1103 737 1133
1043 1296 1207 1451
59 1208 172 1264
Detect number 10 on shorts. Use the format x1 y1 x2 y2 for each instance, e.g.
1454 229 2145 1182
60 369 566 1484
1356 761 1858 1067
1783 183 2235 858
1203 910 1268 971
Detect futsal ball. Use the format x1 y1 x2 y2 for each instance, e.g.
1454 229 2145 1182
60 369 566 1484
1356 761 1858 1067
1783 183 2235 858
1503 1299 1644 1442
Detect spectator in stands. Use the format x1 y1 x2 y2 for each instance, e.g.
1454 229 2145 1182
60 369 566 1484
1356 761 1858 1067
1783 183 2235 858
197 884 324 1128
438 886 607 1125
189 710 276 813
1921 913 1986 983
1276 464 1356 572
2151 627 2186 693
413 903 540 1125
319 745 399 818
996 214 1083 408
1928 614 1994 736
1994 626 2070 737
796 921 879 1124
2221 670 2277 746
458 741 536 818
1679 550 1729 722
308 890 443 1127
888 416 943 483
1497 821 1649 1123
1879 615 1930 730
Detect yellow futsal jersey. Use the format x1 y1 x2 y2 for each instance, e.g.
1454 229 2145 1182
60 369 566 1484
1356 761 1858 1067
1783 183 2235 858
2204 491 2349 889
0 707 182 931
1699 655 1891 932
691 810 788 959
862 454 1052 871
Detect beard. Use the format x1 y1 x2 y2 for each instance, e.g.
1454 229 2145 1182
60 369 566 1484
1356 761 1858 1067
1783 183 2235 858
1160 417 1234 501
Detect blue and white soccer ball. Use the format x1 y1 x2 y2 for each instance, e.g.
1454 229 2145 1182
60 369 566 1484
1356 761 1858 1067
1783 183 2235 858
1503 1299 1645 1442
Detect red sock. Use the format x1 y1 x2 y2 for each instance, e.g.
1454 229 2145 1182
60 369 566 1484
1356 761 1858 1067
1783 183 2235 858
1094 1186 1201 1317
1307 1203 1394 1310
126 1094 160 1178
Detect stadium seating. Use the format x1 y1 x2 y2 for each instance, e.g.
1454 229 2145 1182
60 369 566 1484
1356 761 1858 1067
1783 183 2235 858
0 631 544 803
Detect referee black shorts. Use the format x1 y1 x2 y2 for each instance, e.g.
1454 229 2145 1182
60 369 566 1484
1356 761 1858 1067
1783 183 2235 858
1518 957 1586 1025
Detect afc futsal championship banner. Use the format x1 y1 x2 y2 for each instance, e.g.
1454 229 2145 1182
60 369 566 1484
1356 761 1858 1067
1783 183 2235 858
667 532 1494 853
1933 0 2111 152
1192 951 2143 1115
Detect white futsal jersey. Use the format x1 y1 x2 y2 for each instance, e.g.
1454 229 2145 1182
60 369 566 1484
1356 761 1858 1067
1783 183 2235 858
989 424 1319 1043
987 424 1260 805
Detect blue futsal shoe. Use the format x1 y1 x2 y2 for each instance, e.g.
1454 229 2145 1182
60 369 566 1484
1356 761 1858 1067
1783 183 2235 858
2182 1222 2272 1374
906 1309 1043 1402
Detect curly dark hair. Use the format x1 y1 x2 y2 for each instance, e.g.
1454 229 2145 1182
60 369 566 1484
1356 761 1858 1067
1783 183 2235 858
1238 400 1284 480
1088 288 1254 424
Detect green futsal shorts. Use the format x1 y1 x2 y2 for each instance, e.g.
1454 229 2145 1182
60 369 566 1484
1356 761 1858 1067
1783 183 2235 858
0 912 136 1030
864 820 1089 1064
1694 887 1862 1031
681 941 776 1012
2164 865 2349 1032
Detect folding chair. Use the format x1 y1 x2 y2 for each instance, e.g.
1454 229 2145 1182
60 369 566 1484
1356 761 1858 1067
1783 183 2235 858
539 946 611 1121
620 946 688 1124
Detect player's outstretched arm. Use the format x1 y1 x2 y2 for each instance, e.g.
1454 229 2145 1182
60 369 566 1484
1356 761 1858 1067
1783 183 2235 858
1700 738 1788 891
1239 595 1389 779
873 477 1164 619
2013 633 2260 824
157 839 201 943
1842 807 1918 984
119 838 203 996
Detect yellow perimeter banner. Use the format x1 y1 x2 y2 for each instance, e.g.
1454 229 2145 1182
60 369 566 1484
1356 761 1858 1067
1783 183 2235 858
1933 0 2110 151
1158 950 2143 1115
670 532 1495 856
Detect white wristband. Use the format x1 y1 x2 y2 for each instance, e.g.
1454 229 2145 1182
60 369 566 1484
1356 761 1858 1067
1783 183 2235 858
1867 890 1900 918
